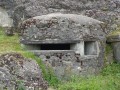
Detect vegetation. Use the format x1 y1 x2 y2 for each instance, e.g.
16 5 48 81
0 27 59 87
0 27 120 90
17 80 26 90
104 43 113 65
107 26 120 37
58 63 120 90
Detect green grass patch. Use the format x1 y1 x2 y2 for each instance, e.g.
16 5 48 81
0 27 23 53
58 63 120 90
104 43 113 64
0 27 59 86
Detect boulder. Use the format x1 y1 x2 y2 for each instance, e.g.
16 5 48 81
0 53 48 90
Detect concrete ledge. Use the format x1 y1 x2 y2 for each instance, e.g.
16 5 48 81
30 50 75 53
30 50 98 59
107 35 120 43
20 40 81 44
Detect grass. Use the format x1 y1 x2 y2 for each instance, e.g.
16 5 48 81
104 43 114 65
58 63 120 90
0 27 22 53
0 27 59 86
57 42 120 90
0 27 120 90
105 44 113 55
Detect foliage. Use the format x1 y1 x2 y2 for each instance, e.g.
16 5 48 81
105 44 112 55
101 63 120 76
17 80 26 90
104 43 113 65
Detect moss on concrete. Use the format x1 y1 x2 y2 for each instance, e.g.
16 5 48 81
107 26 120 37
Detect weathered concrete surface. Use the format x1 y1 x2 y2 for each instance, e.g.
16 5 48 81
20 13 105 43
107 34 120 63
113 42 120 62
31 41 105 79
0 53 48 90
0 0 119 33
107 35 120 42
20 13 106 79
84 41 98 55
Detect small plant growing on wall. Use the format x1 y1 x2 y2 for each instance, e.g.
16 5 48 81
16 80 26 90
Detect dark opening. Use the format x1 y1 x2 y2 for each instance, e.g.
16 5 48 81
40 44 70 50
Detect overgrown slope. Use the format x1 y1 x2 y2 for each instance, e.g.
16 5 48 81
0 27 59 87
0 27 120 90
58 63 120 90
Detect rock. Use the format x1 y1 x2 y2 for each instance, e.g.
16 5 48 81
107 34 120 63
4 27 14 36
0 7 13 27
113 42 120 63
0 0 119 33
0 53 48 90
107 35 120 42
19 13 105 43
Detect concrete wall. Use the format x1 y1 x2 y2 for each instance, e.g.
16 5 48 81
70 42 84 56
29 40 104 79
33 49 102 79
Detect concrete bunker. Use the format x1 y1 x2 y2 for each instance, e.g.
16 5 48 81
20 13 106 79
